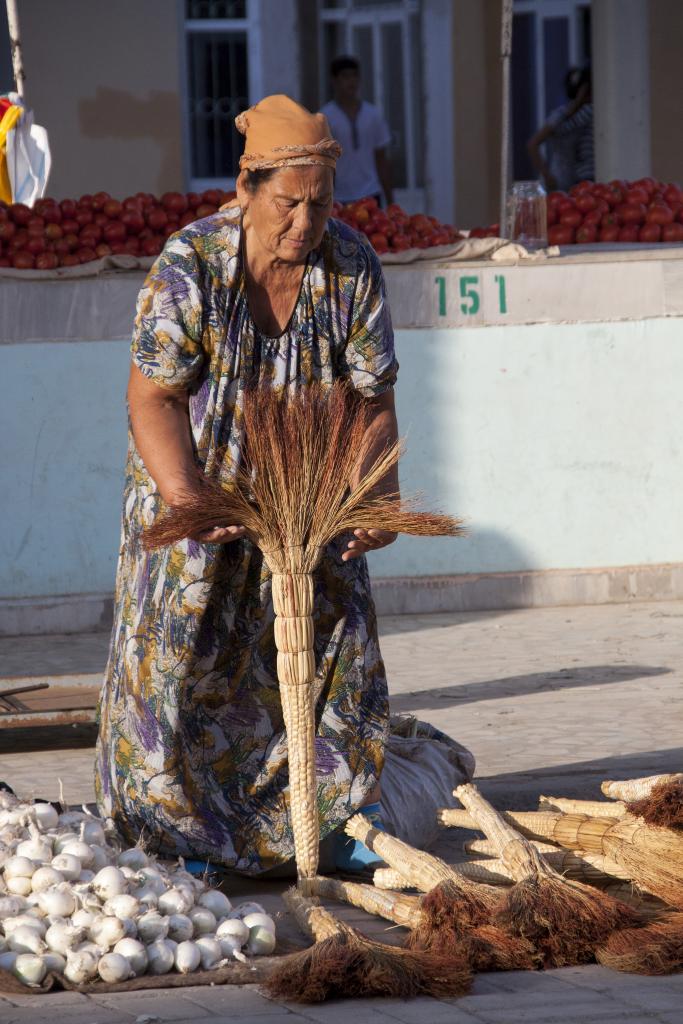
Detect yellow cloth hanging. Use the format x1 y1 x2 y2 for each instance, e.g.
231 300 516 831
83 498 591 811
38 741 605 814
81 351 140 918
0 105 23 203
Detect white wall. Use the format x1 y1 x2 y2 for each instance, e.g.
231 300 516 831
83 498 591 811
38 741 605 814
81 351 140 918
2 316 682 600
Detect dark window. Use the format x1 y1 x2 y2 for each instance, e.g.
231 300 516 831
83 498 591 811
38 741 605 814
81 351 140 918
187 32 249 179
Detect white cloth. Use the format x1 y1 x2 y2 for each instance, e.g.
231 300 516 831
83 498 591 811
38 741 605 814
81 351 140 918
321 100 392 203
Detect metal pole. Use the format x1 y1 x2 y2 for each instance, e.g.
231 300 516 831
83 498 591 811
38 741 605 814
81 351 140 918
499 0 513 235
6 0 25 100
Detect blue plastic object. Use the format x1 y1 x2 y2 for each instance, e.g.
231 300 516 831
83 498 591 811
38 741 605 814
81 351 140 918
334 801 386 871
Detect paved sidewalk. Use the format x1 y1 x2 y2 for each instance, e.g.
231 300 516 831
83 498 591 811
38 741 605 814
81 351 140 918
1 600 682 1022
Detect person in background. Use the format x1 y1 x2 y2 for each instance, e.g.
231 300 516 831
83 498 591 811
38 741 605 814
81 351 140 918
527 66 594 192
321 55 393 207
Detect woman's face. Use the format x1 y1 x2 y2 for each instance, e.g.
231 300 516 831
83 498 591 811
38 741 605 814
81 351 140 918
237 165 334 264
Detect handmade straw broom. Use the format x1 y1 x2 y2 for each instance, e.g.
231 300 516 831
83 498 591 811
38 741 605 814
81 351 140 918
264 887 471 1002
596 913 683 975
307 876 538 972
465 809 683 909
344 814 537 969
602 775 683 831
538 796 626 818
144 383 463 884
454 783 642 967
345 812 502 926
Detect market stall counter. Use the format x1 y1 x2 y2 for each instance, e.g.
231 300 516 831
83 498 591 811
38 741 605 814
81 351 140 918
2 242 683 637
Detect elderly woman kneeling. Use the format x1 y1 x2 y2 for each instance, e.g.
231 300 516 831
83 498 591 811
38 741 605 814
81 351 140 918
96 95 466 876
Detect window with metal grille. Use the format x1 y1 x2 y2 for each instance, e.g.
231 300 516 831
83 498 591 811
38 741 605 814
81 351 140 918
182 0 252 189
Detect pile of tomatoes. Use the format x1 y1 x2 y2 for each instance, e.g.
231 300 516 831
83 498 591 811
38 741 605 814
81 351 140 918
547 178 683 245
332 197 461 254
0 189 236 269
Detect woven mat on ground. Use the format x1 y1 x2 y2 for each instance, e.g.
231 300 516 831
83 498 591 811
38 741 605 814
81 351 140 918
0 955 288 995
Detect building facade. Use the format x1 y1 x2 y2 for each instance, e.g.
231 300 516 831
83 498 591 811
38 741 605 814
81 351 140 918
4 0 683 229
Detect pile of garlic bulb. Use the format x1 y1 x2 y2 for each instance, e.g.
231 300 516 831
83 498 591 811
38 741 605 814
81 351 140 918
0 791 276 988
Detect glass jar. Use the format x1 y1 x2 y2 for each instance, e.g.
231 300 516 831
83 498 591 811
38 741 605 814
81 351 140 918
506 180 548 250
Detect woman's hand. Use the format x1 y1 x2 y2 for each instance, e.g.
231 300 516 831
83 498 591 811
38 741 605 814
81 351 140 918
342 528 397 562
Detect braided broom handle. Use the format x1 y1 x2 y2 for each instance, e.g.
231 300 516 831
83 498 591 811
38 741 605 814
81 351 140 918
272 572 319 882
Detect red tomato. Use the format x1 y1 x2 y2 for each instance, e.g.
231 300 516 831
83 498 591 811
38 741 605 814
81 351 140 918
27 216 45 235
146 208 168 231
179 211 197 229
122 211 145 235
80 224 102 244
547 190 567 207
103 221 127 243
559 208 582 228
78 194 94 208
142 235 164 256
109 241 128 254
618 224 639 242
10 203 31 225
201 188 223 207
662 222 683 242
91 191 111 211
646 204 674 225
0 220 16 241
370 232 388 253
194 204 217 219
11 250 35 268
633 177 657 197
39 204 61 225
390 235 411 251
599 224 620 242
75 209 94 228
616 202 646 225
582 209 603 227
26 236 46 255
162 192 189 215
546 206 558 227
103 199 123 219
53 239 70 255
123 196 143 212
124 237 141 256
186 192 202 210
557 196 577 215
77 246 98 263
61 218 79 235
575 193 598 214
63 233 80 251
663 184 683 207
625 186 649 206
60 199 77 218
575 223 598 243
45 223 63 241
638 223 661 243
548 224 575 245
35 252 58 270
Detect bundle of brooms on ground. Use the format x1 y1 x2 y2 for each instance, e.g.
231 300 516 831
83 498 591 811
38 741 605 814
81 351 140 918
145 386 683 1000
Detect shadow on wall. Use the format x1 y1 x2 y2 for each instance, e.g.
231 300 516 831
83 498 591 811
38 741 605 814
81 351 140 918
79 88 182 195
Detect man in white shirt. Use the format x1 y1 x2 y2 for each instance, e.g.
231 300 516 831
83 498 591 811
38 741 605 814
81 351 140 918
321 56 393 207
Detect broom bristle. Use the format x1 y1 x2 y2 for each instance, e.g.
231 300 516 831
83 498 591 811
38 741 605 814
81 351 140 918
142 383 464 561
462 924 541 972
627 781 683 831
406 880 502 953
264 922 471 1002
498 876 643 968
596 913 683 975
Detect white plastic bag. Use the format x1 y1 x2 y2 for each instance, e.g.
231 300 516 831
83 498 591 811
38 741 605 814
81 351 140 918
5 101 51 205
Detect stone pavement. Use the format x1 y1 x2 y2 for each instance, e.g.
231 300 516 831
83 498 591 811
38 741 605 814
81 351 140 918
1 600 682 1022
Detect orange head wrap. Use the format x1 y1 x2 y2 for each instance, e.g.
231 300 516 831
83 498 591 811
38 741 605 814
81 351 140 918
236 94 341 172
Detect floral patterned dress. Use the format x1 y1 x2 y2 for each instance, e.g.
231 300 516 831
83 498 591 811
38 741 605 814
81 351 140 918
95 207 399 875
